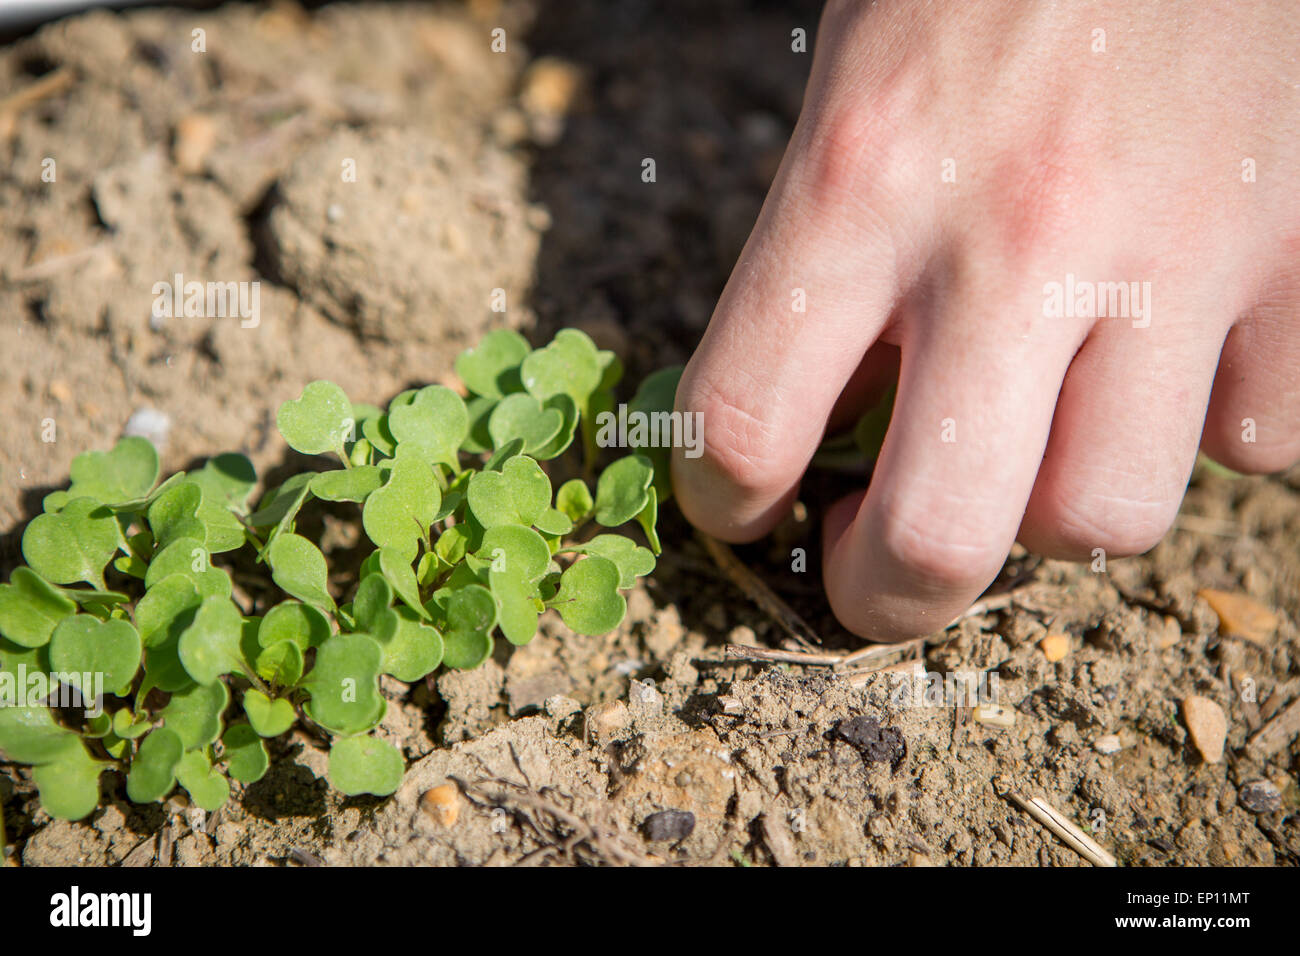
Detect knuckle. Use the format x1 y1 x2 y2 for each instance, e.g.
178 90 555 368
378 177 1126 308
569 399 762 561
683 377 790 497
1049 490 1175 557
793 95 911 214
875 505 1006 592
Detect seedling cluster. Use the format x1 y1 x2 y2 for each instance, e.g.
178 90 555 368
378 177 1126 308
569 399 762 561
0 328 681 819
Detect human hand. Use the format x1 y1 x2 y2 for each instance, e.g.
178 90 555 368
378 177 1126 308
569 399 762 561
672 0 1300 640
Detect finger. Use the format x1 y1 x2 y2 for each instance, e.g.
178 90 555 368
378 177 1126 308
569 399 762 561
823 255 1084 640
673 99 927 542
1019 290 1229 560
1201 284 1300 473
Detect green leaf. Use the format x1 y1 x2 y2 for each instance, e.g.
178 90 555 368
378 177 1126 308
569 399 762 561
484 437 524 471
467 455 551 529
488 568 539 646
222 724 270 783
268 533 336 611
574 534 655 589
32 744 105 821
177 596 244 686
627 365 684 501
189 453 257 514
373 605 444 682
126 727 185 803
247 472 315 531
0 704 81 764
254 638 304 686
636 486 661 555
362 457 440 560
455 328 531 399
310 465 384 503
145 536 231 599
0 568 77 648
62 436 160 505
487 392 564 455
854 384 896 459
147 480 206 550
477 524 551 583
530 395 579 461
135 574 203 693
433 524 472 568
176 749 230 811
162 679 229 750
534 508 573 536
304 632 384 735
387 385 468 470
351 573 393 632
257 601 331 651
556 478 594 523
22 497 121 587
593 454 654 527
461 395 497 454
520 328 602 408
48 616 141 696
552 555 626 635
379 547 428 620
111 708 150 740
434 584 497 669
243 689 297 737
328 735 404 797
277 380 354 456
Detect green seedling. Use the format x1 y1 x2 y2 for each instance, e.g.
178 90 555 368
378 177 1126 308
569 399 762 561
0 327 682 819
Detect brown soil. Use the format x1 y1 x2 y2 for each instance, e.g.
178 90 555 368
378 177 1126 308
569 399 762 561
2 1 1298 868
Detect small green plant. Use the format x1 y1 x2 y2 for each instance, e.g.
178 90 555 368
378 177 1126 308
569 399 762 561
0 328 681 819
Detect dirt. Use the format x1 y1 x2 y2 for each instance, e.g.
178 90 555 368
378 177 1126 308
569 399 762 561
3 1 1298 868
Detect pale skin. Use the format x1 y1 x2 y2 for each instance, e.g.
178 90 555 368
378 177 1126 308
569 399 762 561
671 0 1300 642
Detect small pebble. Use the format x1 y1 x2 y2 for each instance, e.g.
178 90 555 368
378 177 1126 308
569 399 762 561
716 695 743 715
973 704 1015 729
420 783 461 827
584 699 630 745
326 203 344 223
1040 632 1070 662
123 407 171 451
1198 589 1279 646
1182 695 1227 763
1157 615 1182 650
1237 780 1281 814
641 809 695 843
173 113 217 175
1094 734 1123 755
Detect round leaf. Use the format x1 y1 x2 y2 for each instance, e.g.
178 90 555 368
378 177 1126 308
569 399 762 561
0 568 77 648
466 455 550 528
222 724 270 783
304 632 384 735
455 328 531 398
268 533 336 610
177 596 244 686
593 454 654 527
329 735 404 797
553 555 626 635
244 689 297 738
48 616 141 696
277 381 354 456
22 497 121 586
126 727 184 803
161 678 229 749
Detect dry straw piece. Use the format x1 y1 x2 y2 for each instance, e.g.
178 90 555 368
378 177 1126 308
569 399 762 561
1009 793 1117 867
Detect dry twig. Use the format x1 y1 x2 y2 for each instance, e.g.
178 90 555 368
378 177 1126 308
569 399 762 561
1008 793 1117 867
